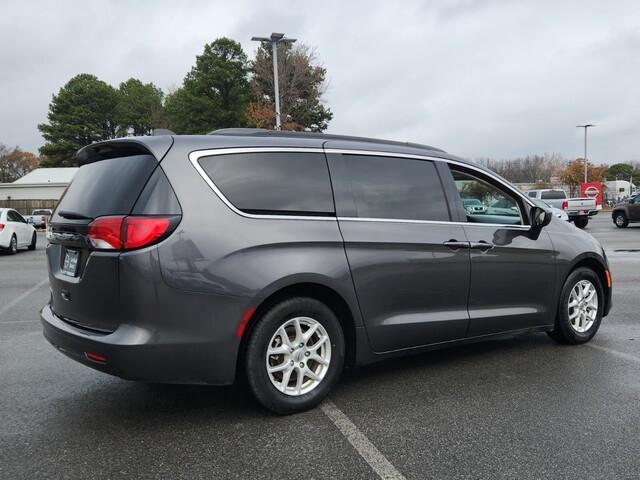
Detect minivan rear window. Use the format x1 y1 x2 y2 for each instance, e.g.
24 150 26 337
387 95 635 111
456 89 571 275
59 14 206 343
540 190 565 200
198 152 335 216
53 154 157 221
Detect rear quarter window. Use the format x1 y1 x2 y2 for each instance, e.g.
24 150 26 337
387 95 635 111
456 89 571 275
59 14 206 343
198 152 335 216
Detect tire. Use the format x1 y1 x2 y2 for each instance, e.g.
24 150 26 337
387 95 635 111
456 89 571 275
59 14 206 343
548 267 604 345
9 235 18 255
244 297 345 414
613 212 628 228
573 216 589 229
28 232 37 251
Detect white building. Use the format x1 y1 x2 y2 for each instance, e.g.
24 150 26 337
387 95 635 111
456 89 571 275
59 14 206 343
0 168 78 213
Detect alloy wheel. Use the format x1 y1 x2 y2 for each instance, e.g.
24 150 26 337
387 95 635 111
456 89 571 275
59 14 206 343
265 316 331 396
567 280 598 333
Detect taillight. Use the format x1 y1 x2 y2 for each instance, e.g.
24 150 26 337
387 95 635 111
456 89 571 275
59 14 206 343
123 217 170 249
0 223 4 232
561 200 568 210
88 216 173 251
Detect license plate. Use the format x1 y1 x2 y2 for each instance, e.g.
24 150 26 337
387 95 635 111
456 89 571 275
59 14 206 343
62 249 80 277
579 210 585 215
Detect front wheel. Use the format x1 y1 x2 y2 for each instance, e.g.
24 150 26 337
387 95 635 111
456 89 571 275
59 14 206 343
573 216 589 229
548 267 603 344
244 297 345 414
28 232 37 251
613 212 628 228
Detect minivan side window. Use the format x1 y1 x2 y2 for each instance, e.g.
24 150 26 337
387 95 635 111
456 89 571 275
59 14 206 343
198 152 335 216
341 155 450 221
450 168 523 225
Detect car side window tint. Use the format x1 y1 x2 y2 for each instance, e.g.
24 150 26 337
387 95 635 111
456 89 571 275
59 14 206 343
341 155 450 221
450 168 523 225
199 152 335 216
8 211 20 222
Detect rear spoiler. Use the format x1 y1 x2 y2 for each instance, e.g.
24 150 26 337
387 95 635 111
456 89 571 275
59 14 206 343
76 136 174 166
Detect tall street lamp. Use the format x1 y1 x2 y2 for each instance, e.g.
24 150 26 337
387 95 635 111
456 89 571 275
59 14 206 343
251 32 297 130
576 124 595 183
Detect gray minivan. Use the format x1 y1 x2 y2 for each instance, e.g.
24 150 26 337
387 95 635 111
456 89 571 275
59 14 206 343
41 130 612 413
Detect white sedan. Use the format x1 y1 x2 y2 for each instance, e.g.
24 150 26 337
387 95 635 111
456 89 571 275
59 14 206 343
0 208 37 254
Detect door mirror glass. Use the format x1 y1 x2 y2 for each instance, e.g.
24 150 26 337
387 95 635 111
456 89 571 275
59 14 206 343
531 206 551 228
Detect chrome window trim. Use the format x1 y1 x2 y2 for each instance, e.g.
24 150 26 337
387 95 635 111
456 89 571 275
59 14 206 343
337 216 532 230
189 146 535 224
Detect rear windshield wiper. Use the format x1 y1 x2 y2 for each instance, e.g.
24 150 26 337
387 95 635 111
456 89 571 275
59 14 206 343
57 210 93 220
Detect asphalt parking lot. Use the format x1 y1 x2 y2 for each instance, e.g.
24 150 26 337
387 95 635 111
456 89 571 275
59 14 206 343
1 215 639 480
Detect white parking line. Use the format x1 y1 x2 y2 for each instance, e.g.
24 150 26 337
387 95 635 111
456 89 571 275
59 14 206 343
0 278 48 318
587 343 640 363
321 400 407 480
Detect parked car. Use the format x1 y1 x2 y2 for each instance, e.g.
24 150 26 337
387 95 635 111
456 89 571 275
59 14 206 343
41 131 612 414
462 198 487 214
530 198 569 222
525 189 597 228
26 209 53 228
611 194 640 228
0 208 37 254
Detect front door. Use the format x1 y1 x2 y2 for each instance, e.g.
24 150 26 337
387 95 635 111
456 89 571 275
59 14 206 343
326 151 471 353
444 165 557 337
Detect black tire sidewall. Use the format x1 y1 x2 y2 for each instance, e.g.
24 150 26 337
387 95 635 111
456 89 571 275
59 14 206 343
574 217 588 229
245 297 345 414
555 267 604 344
10 235 17 254
614 213 628 228
29 233 36 250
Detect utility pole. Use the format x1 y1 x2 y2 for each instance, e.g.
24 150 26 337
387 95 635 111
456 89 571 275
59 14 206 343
251 33 297 130
576 124 595 183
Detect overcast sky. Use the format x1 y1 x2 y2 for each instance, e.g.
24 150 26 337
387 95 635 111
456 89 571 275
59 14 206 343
1 0 639 163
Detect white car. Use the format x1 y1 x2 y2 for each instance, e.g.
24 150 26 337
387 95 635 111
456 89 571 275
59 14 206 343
0 208 37 254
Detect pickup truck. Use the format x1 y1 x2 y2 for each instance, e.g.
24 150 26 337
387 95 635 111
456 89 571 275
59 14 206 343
525 189 597 228
26 209 52 229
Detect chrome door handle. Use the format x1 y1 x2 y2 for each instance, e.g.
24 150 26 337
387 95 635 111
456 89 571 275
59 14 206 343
469 241 494 251
443 240 470 250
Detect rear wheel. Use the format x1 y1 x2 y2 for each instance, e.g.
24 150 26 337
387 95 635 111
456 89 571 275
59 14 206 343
244 297 345 414
548 267 603 344
28 232 37 251
9 235 18 255
613 212 628 228
573 216 589 229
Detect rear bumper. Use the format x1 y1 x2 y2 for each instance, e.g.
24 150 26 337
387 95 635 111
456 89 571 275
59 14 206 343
40 304 239 385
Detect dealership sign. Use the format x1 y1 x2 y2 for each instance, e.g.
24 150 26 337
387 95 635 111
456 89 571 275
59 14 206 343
580 182 603 209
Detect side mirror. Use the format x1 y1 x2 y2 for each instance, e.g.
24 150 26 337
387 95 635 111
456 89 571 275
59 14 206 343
530 206 551 228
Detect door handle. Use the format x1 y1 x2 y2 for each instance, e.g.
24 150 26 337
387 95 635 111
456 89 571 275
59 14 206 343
469 241 494 251
443 240 470 250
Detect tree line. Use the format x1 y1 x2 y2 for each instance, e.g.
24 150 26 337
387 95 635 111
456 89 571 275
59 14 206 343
36 37 333 167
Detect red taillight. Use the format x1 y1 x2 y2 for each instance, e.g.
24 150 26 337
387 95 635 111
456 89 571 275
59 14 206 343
561 200 568 210
0 223 4 232
88 216 124 250
123 217 170 249
88 216 172 251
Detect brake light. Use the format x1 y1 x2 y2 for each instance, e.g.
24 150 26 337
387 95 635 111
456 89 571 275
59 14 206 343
88 216 124 250
123 217 170 249
0 223 4 232
88 216 172 251
561 200 568 210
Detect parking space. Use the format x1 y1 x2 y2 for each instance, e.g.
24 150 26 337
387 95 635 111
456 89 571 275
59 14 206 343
1 216 639 479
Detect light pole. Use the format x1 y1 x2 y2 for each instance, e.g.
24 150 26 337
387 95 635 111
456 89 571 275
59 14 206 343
251 32 297 130
576 124 595 183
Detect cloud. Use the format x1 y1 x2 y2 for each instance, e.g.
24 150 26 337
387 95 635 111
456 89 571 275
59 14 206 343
1 0 639 163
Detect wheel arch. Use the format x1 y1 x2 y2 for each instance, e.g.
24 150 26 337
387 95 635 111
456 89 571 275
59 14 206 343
565 255 611 316
238 281 359 372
